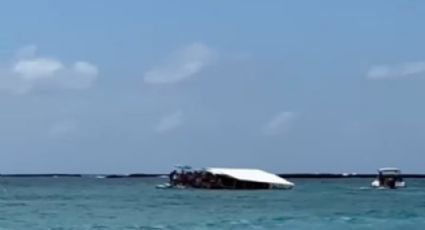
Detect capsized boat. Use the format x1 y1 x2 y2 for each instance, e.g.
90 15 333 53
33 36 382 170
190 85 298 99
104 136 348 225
156 167 294 190
205 168 294 189
371 167 406 189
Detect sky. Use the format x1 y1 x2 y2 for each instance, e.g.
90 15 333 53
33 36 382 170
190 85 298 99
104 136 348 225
1 0 425 173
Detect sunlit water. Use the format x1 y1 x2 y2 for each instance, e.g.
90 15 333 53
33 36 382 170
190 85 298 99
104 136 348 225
0 177 424 229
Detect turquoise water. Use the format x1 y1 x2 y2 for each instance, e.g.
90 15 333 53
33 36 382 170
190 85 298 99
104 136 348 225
0 177 424 229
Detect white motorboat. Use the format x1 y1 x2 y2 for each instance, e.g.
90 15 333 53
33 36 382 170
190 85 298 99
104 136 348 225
371 167 406 189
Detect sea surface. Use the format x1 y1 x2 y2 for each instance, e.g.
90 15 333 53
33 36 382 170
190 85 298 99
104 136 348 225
0 177 424 229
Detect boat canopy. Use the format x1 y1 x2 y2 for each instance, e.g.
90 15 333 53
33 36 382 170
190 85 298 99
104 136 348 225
378 167 400 172
378 167 401 175
205 168 294 186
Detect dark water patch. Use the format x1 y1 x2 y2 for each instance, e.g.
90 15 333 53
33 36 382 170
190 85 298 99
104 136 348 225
0 202 28 207
90 225 109 230
127 225 168 230
270 215 297 222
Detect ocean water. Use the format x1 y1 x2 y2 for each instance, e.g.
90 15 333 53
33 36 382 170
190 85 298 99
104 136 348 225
0 177 424 230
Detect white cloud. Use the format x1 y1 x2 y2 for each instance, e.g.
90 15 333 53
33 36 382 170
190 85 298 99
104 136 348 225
0 45 99 94
144 43 217 84
262 111 296 136
366 61 425 79
155 111 184 134
48 120 78 137
13 58 64 79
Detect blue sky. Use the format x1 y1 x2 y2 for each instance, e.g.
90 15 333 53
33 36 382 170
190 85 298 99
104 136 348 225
1 1 425 173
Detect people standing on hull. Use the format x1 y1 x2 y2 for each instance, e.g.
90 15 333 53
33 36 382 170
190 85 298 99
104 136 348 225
192 171 203 188
168 169 226 189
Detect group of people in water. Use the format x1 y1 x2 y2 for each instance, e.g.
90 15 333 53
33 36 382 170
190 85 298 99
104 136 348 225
168 169 225 189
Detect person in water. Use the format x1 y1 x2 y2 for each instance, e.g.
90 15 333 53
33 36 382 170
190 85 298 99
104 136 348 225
386 177 396 189
169 170 178 185
378 171 384 186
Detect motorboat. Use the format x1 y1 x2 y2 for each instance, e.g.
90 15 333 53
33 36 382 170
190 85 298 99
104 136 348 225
156 167 294 190
371 167 406 189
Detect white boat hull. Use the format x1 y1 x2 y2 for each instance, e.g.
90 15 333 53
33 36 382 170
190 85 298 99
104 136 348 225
155 183 187 189
371 180 406 188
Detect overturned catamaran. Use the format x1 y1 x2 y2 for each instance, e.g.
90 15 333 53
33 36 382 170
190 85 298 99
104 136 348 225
157 167 295 190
